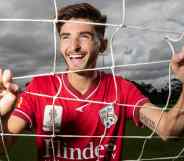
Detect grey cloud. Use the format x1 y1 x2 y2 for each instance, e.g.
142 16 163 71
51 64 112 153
126 0 184 32
148 41 171 61
0 21 55 77
0 0 54 19
115 62 169 81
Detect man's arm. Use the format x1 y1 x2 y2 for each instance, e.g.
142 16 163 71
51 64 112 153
0 69 27 153
139 48 184 140
140 98 184 141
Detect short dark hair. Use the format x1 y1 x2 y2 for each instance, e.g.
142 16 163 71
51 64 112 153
56 3 107 37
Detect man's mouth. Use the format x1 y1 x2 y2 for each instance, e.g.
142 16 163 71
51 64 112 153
68 54 86 67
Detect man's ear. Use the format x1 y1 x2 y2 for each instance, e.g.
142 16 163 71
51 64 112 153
99 39 108 53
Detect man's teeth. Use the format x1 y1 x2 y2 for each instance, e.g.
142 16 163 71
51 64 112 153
69 55 84 59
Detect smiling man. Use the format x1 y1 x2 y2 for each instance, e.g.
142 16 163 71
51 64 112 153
0 3 184 161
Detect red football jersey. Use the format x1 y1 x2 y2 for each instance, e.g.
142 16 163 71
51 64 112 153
12 72 149 161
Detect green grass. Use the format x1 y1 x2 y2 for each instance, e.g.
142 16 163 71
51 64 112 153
123 121 184 161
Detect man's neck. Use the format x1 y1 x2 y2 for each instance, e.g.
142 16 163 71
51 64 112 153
67 71 98 95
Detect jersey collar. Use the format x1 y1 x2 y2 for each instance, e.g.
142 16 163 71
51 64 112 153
62 71 101 100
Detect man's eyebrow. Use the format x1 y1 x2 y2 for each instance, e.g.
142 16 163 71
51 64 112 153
59 31 95 37
60 33 70 37
80 31 94 36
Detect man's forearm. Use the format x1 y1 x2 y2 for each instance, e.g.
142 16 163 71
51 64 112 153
166 84 184 136
140 83 184 140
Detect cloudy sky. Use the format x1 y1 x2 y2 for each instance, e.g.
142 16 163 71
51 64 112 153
0 0 184 87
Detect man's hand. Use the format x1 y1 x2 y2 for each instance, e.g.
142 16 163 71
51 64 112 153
171 47 184 83
0 69 19 116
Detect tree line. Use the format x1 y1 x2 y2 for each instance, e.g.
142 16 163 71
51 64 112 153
132 79 182 106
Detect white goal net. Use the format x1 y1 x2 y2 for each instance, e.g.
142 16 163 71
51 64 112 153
0 0 184 161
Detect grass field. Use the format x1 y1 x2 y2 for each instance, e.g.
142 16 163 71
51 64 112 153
122 121 184 161
0 121 184 161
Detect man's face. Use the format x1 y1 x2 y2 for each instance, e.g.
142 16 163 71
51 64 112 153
59 18 102 71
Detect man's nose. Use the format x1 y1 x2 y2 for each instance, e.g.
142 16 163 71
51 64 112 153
70 38 81 52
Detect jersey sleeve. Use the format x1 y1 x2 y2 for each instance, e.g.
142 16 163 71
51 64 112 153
119 78 150 127
12 79 37 128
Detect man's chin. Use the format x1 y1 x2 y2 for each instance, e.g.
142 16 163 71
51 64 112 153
68 66 94 76
68 66 84 71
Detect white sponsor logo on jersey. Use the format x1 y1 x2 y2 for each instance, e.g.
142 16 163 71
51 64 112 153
43 105 63 132
99 105 117 128
43 139 117 160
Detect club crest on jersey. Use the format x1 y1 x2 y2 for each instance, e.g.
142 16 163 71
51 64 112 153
99 105 117 128
43 105 63 132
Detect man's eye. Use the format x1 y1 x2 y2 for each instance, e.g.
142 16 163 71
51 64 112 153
61 36 69 40
80 34 92 40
